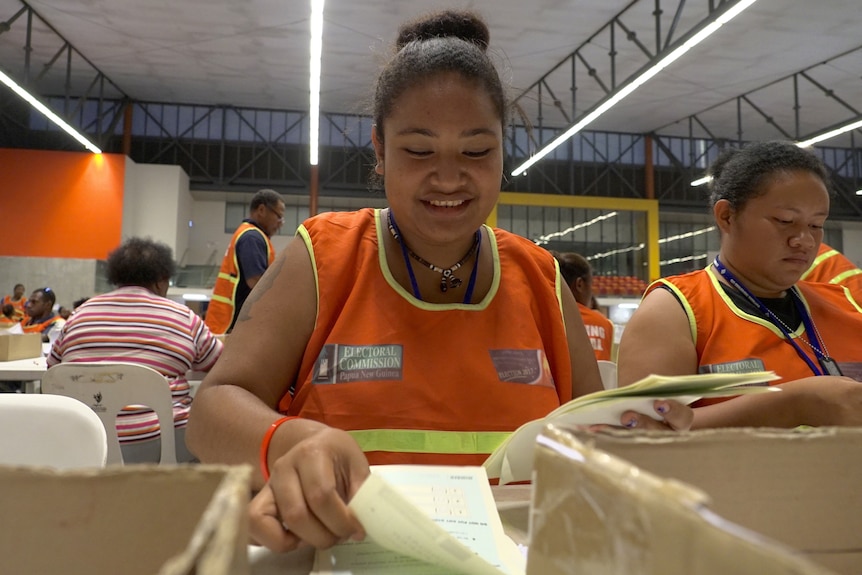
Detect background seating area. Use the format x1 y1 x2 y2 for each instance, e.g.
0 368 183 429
592 275 649 297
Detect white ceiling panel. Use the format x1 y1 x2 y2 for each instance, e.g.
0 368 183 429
0 0 859 146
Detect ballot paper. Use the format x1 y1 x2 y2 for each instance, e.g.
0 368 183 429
484 370 780 485
313 465 524 575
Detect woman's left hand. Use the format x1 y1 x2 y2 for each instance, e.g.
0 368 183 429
619 399 694 431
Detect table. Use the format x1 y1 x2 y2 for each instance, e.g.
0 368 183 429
0 356 47 381
248 485 532 574
0 356 47 393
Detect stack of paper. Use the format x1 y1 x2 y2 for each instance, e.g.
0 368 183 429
484 370 780 485
313 465 524 575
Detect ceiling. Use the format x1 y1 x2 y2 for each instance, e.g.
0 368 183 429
1 0 861 148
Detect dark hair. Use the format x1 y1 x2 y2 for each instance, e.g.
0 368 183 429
707 140 831 210
250 188 284 211
106 237 176 287
1 304 13 318
373 10 508 140
551 251 591 287
72 297 90 309
34 287 56 307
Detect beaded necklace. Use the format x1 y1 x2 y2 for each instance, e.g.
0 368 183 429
386 209 481 303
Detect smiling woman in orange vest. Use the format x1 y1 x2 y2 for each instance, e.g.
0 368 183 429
205 189 285 334
186 10 691 554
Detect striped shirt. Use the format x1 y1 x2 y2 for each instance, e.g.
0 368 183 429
48 286 223 444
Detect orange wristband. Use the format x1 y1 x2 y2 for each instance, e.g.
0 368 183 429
260 416 299 482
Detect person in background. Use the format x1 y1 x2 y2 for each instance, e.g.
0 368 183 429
187 9 690 553
58 306 72 320
0 304 16 329
205 188 286 334
72 297 90 310
800 242 862 300
618 140 862 429
553 251 614 361
22 287 64 342
1 283 27 323
49 237 223 463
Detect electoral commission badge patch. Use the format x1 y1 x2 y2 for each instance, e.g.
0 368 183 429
312 344 404 384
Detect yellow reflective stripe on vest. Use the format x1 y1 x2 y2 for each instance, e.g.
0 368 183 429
831 268 862 284
217 271 239 283
210 294 234 305
347 429 510 454
801 249 839 280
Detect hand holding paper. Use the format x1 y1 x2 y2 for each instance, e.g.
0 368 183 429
484 370 780 484
313 465 524 575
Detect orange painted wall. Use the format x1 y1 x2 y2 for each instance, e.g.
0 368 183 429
0 149 125 258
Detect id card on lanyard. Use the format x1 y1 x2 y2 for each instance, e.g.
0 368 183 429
713 257 843 377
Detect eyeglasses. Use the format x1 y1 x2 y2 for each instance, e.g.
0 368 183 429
265 205 285 223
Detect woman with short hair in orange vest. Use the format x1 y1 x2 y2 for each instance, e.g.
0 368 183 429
800 242 862 301
553 251 615 361
0 304 16 328
619 140 862 429
186 10 692 553
205 189 285 334
1 283 27 323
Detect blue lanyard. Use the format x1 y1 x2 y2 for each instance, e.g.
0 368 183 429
712 256 826 376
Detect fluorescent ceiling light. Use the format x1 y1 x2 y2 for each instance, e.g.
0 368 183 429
797 118 862 148
0 68 102 154
690 175 712 187
588 243 646 261
856 189 862 196
658 226 716 244
511 0 759 177
309 0 325 166
533 212 617 246
661 253 709 266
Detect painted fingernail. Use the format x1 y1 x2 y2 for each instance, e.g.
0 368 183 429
656 403 668 414
624 418 638 428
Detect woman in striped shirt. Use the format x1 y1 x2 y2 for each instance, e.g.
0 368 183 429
48 237 223 463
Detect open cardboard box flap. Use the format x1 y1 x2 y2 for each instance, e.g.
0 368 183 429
527 424 837 575
0 464 251 575
560 426 862 575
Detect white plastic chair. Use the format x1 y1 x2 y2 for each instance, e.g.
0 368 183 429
597 360 618 390
0 393 107 469
41 362 177 465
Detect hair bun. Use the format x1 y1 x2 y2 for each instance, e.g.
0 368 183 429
707 146 740 183
396 10 490 51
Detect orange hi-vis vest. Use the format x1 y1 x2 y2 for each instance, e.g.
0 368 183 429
800 242 862 301
1 295 26 322
22 314 64 335
206 222 274 334
578 302 614 361
280 209 573 466
648 268 862 402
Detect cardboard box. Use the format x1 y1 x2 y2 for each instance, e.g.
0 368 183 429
0 333 42 361
565 427 862 575
0 464 252 575
527 425 835 575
